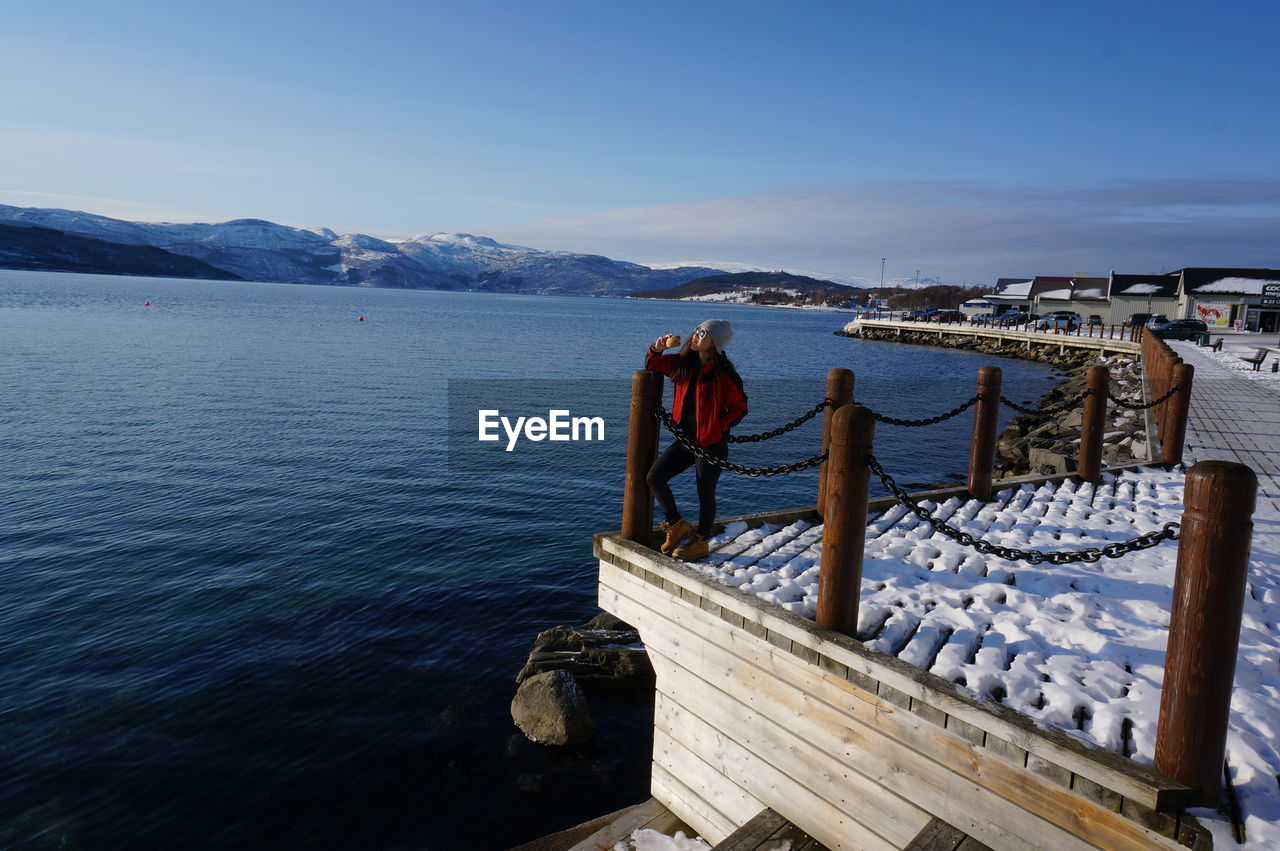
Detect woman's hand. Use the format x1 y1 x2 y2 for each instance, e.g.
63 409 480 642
654 334 680 350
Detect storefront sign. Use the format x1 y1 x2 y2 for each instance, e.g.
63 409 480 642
1194 302 1233 326
1262 282 1280 307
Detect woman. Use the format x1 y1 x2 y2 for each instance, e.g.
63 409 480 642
644 319 747 561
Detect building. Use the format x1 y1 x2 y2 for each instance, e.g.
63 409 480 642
1028 276 1073 314
982 278 1033 313
1108 273 1180 324
966 267 1279 331
1175 268 1280 333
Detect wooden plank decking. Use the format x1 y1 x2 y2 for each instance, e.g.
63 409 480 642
510 797 694 851
595 525 1212 850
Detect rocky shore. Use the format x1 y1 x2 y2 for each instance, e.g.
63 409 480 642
838 324 1152 478
510 613 654 746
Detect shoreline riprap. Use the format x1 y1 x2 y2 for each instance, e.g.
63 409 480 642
835 324 1151 478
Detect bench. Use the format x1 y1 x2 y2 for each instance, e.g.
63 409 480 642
1240 348 1270 371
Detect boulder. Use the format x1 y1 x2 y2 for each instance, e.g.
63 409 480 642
1028 447 1072 475
516 615 655 698
511 670 596 745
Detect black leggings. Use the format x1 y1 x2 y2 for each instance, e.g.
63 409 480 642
646 438 727 537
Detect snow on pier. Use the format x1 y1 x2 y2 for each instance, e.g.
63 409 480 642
692 468 1276 787
600 327 1280 848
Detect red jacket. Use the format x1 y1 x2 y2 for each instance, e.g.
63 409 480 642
646 345 748 447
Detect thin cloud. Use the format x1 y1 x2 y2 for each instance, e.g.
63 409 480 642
1 190 158 209
492 180 1280 283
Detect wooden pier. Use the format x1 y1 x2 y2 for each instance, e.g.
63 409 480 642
848 319 1141 358
595 515 1210 849
582 336 1263 849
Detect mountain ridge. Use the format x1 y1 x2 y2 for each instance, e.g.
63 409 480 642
628 270 861 306
0 223 242 281
0 204 726 296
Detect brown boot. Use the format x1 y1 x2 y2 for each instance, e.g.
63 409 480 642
673 533 708 562
658 518 694 554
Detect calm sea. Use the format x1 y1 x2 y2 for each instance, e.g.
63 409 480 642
0 271 1055 849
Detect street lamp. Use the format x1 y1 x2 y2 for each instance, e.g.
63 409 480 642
880 257 885 289
915 270 920 287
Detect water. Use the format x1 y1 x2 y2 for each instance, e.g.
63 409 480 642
0 271 1055 849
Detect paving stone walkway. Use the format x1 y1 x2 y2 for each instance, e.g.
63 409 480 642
1169 339 1280 518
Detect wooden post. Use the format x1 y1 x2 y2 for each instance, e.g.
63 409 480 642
816 404 875 636
1156 353 1177 441
817 368 855 518
966 365 1003 501
1076 365 1109 484
1155 461 1257 806
1161 362 1194 466
621 370 663 543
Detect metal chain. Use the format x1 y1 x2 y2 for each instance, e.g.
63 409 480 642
656 407 828 476
869 395 980 427
1109 384 1180 410
866 453 1180 564
999 389 1091 416
1000 383 1180 417
729 398 833 443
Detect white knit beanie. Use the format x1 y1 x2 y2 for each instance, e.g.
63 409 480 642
700 319 733 352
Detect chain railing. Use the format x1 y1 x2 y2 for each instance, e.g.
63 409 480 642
998 383 1179 416
866 453 1180 564
1109 383 1180 410
652 377 1178 479
656 407 828 476
729 398 832 443
868 396 979 427
998 391 1089 416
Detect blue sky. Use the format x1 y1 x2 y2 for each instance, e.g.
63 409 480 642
3 0 1278 283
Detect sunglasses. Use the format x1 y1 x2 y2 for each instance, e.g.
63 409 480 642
693 327 709 339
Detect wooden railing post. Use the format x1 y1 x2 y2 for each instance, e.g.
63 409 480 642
1156 352 1177 442
621 370 663 543
817 368 855 518
1161 362 1194 466
967 365 1003 501
816 404 874 636
1155 461 1257 806
1076 365 1109 484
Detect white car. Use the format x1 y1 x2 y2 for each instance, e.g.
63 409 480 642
1035 312 1081 331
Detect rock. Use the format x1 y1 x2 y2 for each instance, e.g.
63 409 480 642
583 612 629 631
1028 447 1072 474
511 670 597 745
516 615 655 698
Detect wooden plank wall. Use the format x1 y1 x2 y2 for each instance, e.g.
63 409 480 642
596 534 1212 851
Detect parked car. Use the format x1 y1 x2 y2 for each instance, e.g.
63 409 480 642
969 312 997 322
929 310 966 323
904 309 932 321
996 312 1034 327
1123 313 1153 327
1086 314 1103 326
1152 319 1208 341
1035 311 1081 331
1145 314 1170 329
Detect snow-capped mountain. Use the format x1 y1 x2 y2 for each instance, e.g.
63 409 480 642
0 204 723 296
